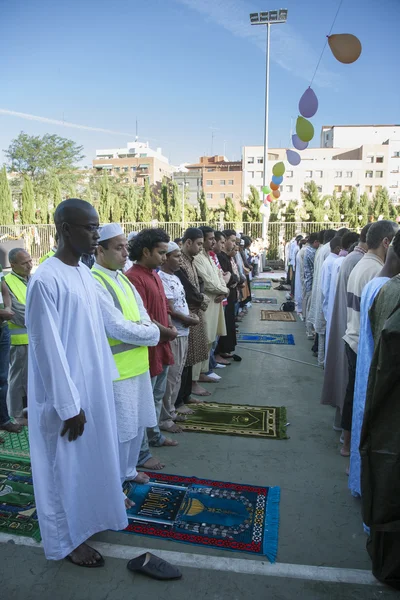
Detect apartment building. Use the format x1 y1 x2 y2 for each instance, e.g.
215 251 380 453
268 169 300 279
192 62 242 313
173 168 202 206
243 125 400 205
185 156 242 209
93 141 175 186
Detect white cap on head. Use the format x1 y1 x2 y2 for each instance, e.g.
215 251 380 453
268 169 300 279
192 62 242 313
167 241 180 254
98 223 124 243
128 231 138 242
240 239 245 246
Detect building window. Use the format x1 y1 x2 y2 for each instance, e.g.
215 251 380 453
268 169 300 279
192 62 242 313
286 185 293 192
315 170 323 178
206 193 213 199
317 186 323 193
345 171 353 178
365 171 373 178
220 180 226 185
367 155 374 163
220 193 225 199
247 157 254 164
335 185 342 193
123 167 128 172
286 170 293 178
257 157 263 164
305 170 312 178
376 156 384 163
256 171 263 178
206 180 213 186
375 171 384 178
365 186 373 193
335 171 343 178
394 151 400 158
345 185 352 192
226 193 233 198
228 179 234 185
249 171 255 179
131 166 137 172
139 153 147 158
375 185 382 192
114 167 120 172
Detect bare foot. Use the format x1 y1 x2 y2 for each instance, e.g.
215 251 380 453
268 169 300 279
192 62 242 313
162 438 179 447
176 405 195 415
340 447 350 457
191 383 211 397
140 457 165 470
16 417 28 426
133 472 150 484
0 422 22 433
199 374 218 383
162 423 183 433
67 543 104 567
174 414 187 422
214 355 231 365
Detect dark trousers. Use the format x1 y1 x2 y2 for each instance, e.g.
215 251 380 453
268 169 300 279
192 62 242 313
341 342 357 431
175 365 192 408
0 326 11 426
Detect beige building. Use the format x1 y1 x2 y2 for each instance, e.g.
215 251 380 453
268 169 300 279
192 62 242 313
242 125 400 205
186 156 242 209
93 141 175 186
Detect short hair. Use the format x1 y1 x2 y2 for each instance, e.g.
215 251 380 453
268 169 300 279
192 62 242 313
308 232 319 244
342 231 360 250
8 248 26 263
323 229 336 244
318 230 326 243
242 235 252 247
337 227 350 237
295 234 304 242
129 228 170 261
215 231 226 242
366 220 397 250
360 223 372 243
182 227 204 242
392 230 400 259
199 226 214 238
222 229 236 239
173 237 182 244
330 236 342 252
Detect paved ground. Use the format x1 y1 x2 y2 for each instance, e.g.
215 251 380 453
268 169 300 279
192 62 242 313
0 274 394 599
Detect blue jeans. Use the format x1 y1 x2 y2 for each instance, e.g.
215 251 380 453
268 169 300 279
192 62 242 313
0 326 11 426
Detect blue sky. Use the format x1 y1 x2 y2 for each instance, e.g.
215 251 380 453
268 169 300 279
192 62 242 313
0 0 398 167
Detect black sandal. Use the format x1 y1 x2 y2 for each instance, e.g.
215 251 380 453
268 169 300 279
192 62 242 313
127 552 182 580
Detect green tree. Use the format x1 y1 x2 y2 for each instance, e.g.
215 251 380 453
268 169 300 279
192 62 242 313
21 175 35 224
373 188 390 220
224 196 239 222
185 201 197 222
328 192 341 223
66 182 77 198
358 192 370 225
35 192 49 224
99 171 112 222
111 194 122 222
123 186 138 222
301 181 325 221
168 182 181 222
0 166 14 224
283 200 298 223
339 190 350 221
242 185 261 222
137 179 153 222
346 188 359 229
198 190 209 222
84 184 93 205
157 179 169 221
53 175 63 209
5 132 84 179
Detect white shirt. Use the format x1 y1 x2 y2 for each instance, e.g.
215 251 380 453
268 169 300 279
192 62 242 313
158 270 190 337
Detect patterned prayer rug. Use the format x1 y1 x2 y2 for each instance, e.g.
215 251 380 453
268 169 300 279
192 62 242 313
0 427 30 463
252 298 278 304
0 458 40 541
237 333 295 345
261 310 296 322
252 282 272 290
124 473 280 562
182 402 288 439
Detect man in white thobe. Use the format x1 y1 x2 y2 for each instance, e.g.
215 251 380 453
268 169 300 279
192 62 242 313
320 236 342 343
92 223 160 484
26 199 127 566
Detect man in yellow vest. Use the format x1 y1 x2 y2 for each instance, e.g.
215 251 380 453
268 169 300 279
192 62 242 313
39 233 58 264
92 223 163 483
5 248 32 424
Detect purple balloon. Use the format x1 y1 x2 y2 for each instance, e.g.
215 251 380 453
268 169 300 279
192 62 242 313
292 134 308 151
299 87 318 118
286 149 301 166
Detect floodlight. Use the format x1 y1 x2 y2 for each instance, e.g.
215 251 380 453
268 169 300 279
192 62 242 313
269 10 278 21
278 9 288 21
259 12 269 22
249 13 259 23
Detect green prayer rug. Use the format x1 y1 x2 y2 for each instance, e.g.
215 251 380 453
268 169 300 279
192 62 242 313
182 402 288 439
0 458 40 541
0 427 30 463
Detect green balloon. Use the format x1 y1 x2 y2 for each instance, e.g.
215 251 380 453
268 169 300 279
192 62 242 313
262 185 271 194
272 162 285 177
296 116 314 143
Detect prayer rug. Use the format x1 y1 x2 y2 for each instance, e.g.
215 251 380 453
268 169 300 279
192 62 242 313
182 402 288 440
237 333 295 345
261 310 296 322
0 458 40 541
0 427 30 463
252 281 272 290
124 473 280 562
252 298 278 304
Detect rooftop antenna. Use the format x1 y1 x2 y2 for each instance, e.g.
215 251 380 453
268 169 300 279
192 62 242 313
135 118 138 142
209 126 219 156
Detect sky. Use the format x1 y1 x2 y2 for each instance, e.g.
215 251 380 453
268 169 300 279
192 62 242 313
0 0 399 167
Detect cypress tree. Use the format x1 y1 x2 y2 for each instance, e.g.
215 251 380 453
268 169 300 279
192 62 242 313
0 166 14 224
137 179 153 222
21 174 35 224
243 186 261 222
198 190 209 222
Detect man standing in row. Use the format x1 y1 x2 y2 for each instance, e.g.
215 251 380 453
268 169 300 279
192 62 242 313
303 233 320 339
5 248 32 423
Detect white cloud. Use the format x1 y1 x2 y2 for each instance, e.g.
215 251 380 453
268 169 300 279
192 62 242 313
176 0 340 88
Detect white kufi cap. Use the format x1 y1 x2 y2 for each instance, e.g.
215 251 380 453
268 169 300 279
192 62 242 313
167 241 180 254
98 223 124 242
128 231 138 242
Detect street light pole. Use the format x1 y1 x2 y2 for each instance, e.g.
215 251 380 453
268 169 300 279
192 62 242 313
181 181 185 227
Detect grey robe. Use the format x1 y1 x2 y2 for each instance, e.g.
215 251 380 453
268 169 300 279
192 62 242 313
320 247 366 409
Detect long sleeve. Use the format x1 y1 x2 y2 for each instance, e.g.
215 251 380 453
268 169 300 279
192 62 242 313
194 254 228 296
95 281 160 347
26 279 81 421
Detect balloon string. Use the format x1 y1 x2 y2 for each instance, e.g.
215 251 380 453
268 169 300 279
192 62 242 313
309 0 344 87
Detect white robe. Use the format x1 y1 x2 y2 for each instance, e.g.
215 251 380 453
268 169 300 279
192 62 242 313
325 256 345 349
26 258 128 560
93 263 159 443
295 246 306 314
321 253 339 323
309 242 331 333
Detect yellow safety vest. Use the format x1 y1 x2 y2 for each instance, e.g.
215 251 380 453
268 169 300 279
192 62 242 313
39 250 55 264
4 273 29 345
92 268 149 381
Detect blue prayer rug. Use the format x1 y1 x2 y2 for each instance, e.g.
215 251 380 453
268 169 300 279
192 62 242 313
237 333 295 345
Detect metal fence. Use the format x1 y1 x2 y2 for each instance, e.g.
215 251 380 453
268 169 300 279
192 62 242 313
0 221 347 265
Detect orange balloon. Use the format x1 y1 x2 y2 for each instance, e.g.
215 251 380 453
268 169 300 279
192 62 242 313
270 182 279 191
328 34 362 64
272 190 280 199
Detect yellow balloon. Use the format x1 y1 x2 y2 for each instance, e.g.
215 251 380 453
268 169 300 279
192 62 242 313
296 116 314 143
272 162 285 177
328 34 362 64
272 190 280 199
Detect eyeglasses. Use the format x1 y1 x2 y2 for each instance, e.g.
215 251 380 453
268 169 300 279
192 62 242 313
68 223 100 232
